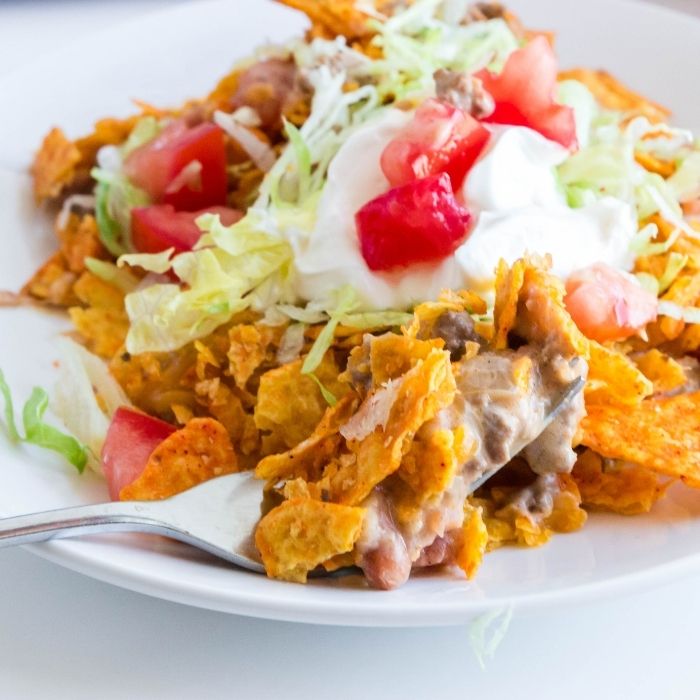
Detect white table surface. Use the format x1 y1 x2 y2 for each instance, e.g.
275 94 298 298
2 2 700 698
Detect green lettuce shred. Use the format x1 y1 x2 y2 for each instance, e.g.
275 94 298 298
0 370 88 472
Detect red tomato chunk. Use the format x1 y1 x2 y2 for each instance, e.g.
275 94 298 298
565 263 658 343
380 98 490 190
101 407 176 500
131 204 242 254
124 120 228 211
356 173 472 271
476 36 577 150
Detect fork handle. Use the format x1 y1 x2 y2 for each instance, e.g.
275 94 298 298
0 501 172 547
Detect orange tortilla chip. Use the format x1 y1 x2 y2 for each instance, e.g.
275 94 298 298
581 392 700 483
586 341 653 406
633 349 687 395
558 69 671 123
572 449 670 515
31 127 81 201
277 0 375 40
326 347 456 505
255 498 365 583
22 252 79 307
254 352 348 452
657 274 700 341
368 333 444 387
255 393 358 483
513 258 589 358
227 323 281 388
57 214 107 274
120 418 238 500
455 502 488 580
493 257 526 350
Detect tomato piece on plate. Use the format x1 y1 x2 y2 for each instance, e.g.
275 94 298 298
380 98 490 190
565 263 658 343
476 36 577 150
131 204 242 254
101 407 177 501
124 120 228 210
356 173 472 271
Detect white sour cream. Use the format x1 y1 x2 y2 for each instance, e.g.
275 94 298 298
288 109 637 309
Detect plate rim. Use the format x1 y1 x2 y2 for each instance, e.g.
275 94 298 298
3 0 700 626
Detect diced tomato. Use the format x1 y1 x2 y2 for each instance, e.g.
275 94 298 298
476 36 577 150
101 407 177 501
131 204 242 254
565 263 658 343
356 173 472 271
380 99 490 190
124 120 228 211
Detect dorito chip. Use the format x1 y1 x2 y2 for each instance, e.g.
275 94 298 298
69 271 129 359
255 393 358 483
22 252 79 307
255 497 365 583
633 349 687 395
513 258 589 358
558 69 671 123
474 473 587 549
57 213 106 273
586 341 653 406
31 127 81 201
227 323 282 388
277 0 376 41
254 352 348 452
493 257 526 350
572 449 670 515
120 418 238 500
326 347 456 505
657 273 700 341
368 333 444 387
455 502 488 580
397 425 476 508
581 392 700 483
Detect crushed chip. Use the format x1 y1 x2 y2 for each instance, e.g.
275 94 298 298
572 449 670 515
513 258 589 358
255 394 358 483
31 127 81 201
22 252 79 306
368 333 444 386
277 0 376 41
227 324 282 388
120 418 238 500
558 68 671 123
455 502 489 580
255 497 365 583
326 347 456 505
493 257 526 349
254 352 349 452
582 392 700 483
633 349 687 395
586 341 653 406
657 273 700 341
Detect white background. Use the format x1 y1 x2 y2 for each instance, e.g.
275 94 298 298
1 1 700 698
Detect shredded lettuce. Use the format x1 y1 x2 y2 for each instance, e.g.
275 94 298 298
340 310 413 328
302 286 358 375
469 605 514 670
124 212 293 353
668 151 700 203
85 257 140 293
635 272 660 297
556 80 597 149
559 116 687 224
0 369 88 472
92 168 150 256
658 300 700 324
53 338 130 474
121 116 162 157
629 223 680 257
308 373 338 407
0 369 20 441
658 252 689 294
118 248 175 274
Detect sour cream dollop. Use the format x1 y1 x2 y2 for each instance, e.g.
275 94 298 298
289 109 636 309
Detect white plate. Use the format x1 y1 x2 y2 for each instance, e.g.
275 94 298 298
1 0 700 627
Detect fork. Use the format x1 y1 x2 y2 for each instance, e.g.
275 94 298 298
0 377 584 574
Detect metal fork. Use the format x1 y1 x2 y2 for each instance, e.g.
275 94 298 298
0 377 584 574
